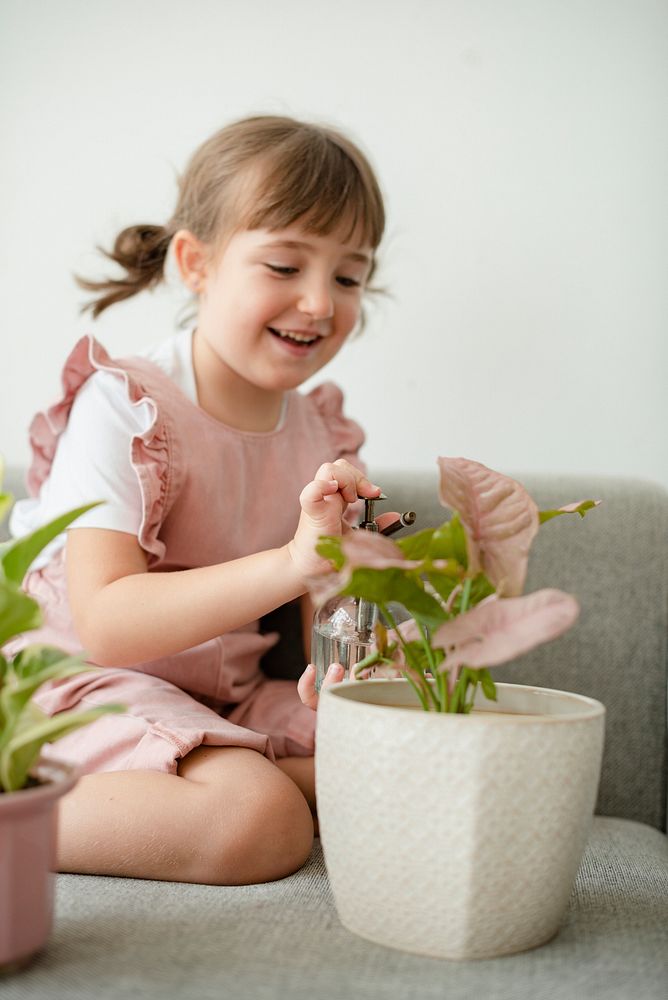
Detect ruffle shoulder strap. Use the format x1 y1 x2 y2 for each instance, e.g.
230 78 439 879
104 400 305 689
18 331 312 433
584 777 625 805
27 335 175 560
307 382 366 469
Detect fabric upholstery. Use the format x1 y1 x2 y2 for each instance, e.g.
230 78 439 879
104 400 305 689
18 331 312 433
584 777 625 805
5 819 667 1000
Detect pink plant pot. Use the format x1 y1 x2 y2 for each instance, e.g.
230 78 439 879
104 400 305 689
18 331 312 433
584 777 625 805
0 758 78 972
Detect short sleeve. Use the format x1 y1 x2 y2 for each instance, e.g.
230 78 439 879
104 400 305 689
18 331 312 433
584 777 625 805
307 382 366 472
46 371 151 531
9 370 151 568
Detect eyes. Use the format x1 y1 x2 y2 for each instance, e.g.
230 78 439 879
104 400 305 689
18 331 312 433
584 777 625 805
264 263 362 288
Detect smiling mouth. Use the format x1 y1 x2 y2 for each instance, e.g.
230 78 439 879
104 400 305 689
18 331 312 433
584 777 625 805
268 327 322 346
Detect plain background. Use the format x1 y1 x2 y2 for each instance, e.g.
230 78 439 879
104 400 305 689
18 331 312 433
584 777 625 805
1 0 666 491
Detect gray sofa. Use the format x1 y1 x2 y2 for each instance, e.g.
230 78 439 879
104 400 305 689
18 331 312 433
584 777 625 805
3 466 667 999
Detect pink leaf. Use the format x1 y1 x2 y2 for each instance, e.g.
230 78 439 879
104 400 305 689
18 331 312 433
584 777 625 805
556 500 601 514
341 531 423 571
431 589 579 671
539 499 602 524
437 457 539 596
392 619 422 644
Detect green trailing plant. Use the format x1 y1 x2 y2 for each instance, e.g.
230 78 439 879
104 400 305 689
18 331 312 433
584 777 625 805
0 460 123 792
311 457 600 713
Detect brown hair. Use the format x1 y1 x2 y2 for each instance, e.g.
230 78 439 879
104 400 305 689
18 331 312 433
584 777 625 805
77 115 385 318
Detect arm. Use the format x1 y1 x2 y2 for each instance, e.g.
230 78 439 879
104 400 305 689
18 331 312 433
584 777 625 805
66 529 305 666
66 461 381 668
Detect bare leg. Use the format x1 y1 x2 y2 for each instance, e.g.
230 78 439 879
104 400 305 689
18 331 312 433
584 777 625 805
276 756 315 810
56 746 314 885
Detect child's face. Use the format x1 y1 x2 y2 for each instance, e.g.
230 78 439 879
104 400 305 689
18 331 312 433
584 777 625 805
194 221 373 394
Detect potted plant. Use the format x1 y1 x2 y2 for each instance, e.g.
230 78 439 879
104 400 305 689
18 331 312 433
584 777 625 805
0 461 122 972
313 457 603 960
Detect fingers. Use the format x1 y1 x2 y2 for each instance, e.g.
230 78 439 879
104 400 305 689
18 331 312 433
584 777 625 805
297 663 345 711
297 664 319 710
298 477 342 517
313 460 381 506
323 662 345 688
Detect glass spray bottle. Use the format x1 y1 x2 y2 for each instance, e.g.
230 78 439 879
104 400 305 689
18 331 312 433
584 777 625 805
311 496 415 692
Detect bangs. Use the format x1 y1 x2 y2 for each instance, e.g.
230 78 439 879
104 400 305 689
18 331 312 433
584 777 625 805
236 130 385 250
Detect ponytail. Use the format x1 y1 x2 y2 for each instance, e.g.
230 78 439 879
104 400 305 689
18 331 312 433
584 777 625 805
76 224 172 318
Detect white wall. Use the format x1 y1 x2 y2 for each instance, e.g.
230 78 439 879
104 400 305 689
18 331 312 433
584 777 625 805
2 0 666 489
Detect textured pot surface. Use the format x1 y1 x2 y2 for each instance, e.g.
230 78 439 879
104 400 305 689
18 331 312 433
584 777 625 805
316 680 605 960
0 758 77 971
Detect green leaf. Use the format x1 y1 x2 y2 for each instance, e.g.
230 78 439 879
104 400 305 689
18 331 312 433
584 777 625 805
427 523 458 559
424 570 461 606
539 500 599 525
403 640 445 676
315 535 345 571
449 515 469 566
11 643 83 681
397 520 465 562
412 517 468 566
478 668 498 702
0 579 42 646
13 700 47 733
0 456 12 523
447 572 496 614
0 492 12 524
0 703 124 793
0 652 7 683
352 648 388 676
343 568 447 630
0 653 94 747
373 621 389 655
1 502 102 585
396 528 435 560
469 573 496 605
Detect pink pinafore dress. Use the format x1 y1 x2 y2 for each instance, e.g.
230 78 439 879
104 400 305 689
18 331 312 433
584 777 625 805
21 335 365 774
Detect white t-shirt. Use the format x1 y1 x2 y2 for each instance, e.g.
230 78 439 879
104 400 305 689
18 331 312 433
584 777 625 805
10 330 199 568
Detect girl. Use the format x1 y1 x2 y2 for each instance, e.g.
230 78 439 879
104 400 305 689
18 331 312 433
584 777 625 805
10 115 393 886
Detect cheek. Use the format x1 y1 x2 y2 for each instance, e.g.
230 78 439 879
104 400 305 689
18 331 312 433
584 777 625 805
336 293 361 327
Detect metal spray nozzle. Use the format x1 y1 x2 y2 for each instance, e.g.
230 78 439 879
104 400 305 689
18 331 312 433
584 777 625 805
358 493 387 533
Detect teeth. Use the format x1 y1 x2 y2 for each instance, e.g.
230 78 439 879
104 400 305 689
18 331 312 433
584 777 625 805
270 328 319 344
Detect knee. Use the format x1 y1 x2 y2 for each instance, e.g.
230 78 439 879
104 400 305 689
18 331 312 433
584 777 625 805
239 772 314 883
192 762 314 886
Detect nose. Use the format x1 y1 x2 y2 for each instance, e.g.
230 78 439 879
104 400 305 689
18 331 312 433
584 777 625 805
297 275 334 321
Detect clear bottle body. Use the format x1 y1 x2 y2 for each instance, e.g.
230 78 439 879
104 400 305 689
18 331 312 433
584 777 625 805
311 597 410 692
311 596 377 692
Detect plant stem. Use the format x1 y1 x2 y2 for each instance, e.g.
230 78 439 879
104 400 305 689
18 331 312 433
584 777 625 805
450 667 469 713
445 578 475 713
381 604 435 711
353 648 385 675
417 621 448 711
404 672 431 711
465 674 479 713
460 576 472 614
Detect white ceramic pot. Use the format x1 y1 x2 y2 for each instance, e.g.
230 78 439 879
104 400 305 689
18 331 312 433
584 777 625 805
316 680 605 960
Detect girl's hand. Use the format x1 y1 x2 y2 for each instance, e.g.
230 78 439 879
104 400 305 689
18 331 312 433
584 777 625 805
298 662 345 711
287 460 381 580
